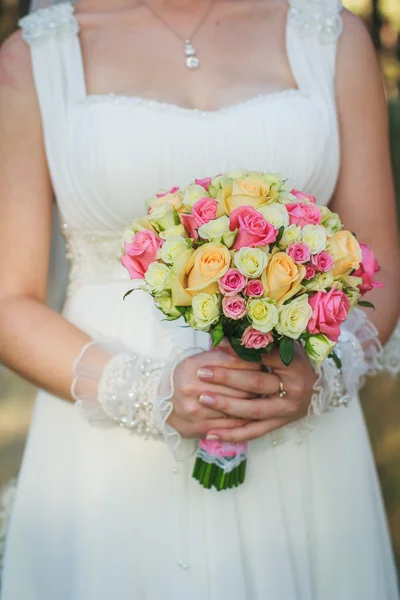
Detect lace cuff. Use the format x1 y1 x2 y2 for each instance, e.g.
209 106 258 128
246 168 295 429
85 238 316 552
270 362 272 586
71 340 201 455
310 308 383 414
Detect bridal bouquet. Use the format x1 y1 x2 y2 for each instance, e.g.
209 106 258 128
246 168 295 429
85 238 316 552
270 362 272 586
121 169 380 490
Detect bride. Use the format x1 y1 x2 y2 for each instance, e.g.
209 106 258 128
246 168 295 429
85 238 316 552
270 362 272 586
0 0 399 597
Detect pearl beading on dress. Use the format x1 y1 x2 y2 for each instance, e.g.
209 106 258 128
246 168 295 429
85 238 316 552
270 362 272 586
19 2 78 45
98 352 166 437
62 224 129 302
288 0 343 43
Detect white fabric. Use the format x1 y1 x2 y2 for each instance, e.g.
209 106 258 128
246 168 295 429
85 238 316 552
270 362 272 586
1 2 399 599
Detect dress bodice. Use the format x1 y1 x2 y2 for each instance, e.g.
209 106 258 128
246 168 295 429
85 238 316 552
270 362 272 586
20 1 343 235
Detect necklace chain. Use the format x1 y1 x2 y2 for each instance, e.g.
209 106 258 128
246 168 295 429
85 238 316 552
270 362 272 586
141 0 218 69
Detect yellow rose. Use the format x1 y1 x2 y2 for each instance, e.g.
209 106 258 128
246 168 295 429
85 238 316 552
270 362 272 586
186 243 231 296
169 248 195 307
262 252 306 306
247 298 279 333
146 190 183 213
218 175 279 214
328 231 362 277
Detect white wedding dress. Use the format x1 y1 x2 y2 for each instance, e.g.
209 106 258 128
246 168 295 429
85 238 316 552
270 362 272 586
1 2 399 599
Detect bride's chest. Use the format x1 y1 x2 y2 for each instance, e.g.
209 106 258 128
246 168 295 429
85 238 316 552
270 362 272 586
57 93 336 229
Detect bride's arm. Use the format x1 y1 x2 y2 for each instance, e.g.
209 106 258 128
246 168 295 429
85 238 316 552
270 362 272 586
0 32 259 441
330 9 400 341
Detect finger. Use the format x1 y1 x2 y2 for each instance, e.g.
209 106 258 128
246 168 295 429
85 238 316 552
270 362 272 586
196 382 257 400
206 418 287 443
197 349 262 372
199 393 293 420
194 418 250 437
198 368 281 396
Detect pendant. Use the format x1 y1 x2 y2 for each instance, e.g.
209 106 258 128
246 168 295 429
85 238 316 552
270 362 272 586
184 39 200 69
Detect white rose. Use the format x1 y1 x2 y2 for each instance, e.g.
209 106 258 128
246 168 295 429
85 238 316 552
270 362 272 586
276 294 313 340
160 236 191 264
159 224 187 240
225 168 249 179
261 172 285 189
234 247 269 278
198 216 235 247
320 206 342 235
154 292 181 318
301 225 327 255
247 298 279 333
278 224 301 249
304 271 335 292
191 293 221 330
182 184 208 208
257 203 289 228
144 262 171 294
305 334 336 364
148 203 179 232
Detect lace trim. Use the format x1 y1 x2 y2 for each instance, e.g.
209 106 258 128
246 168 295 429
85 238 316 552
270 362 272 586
0 479 17 588
82 89 306 118
379 319 400 377
196 448 247 474
19 2 78 45
288 0 343 43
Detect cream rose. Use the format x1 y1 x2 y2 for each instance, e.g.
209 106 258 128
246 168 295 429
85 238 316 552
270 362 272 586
276 294 313 339
303 271 334 292
247 298 279 333
257 203 289 228
186 243 231 295
159 224 187 240
160 236 191 264
182 184 209 208
198 216 235 247
304 334 336 364
234 247 269 279
320 206 342 235
218 174 279 214
154 292 181 318
144 262 171 294
328 231 362 277
278 224 301 249
262 252 306 306
191 293 221 330
148 203 180 232
301 225 327 255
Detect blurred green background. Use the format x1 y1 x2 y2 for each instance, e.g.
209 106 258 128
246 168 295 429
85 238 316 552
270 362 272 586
0 0 399 572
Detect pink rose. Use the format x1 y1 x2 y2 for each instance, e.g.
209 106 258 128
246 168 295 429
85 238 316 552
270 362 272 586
121 231 163 279
199 439 248 457
286 203 322 228
290 189 317 204
243 279 264 297
222 295 247 320
195 177 212 191
219 268 247 296
353 244 384 295
180 213 198 240
311 250 334 273
242 327 273 350
230 206 278 250
304 265 316 280
156 186 179 198
308 287 350 342
287 242 311 264
192 197 218 226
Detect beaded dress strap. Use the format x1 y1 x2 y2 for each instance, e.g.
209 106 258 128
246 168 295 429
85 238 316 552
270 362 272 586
19 2 79 46
288 0 343 43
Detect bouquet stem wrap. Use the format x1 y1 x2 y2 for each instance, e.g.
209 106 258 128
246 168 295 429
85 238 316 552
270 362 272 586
192 440 248 491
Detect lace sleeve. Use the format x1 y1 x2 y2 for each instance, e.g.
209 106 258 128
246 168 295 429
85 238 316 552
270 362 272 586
310 308 386 415
288 0 343 43
71 339 201 455
379 319 400 377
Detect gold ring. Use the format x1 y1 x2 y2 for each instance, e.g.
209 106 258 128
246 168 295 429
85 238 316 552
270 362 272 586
277 377 287 398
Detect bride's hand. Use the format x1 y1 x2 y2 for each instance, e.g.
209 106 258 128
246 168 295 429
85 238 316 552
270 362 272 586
199 343 317 443
168 349 261 439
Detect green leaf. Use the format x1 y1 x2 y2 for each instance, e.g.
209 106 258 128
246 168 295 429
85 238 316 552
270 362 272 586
279 336 295 366
210 323 224 349
275 226 285 244
358 300 376 310
123 288 136 301
329 352 342 369
175 306 187 316
230 337 262 363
